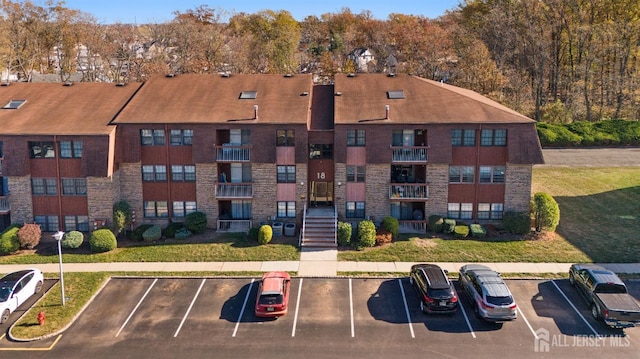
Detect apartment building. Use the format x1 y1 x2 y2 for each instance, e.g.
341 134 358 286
0 73 543 237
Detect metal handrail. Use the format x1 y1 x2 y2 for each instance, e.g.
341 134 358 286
299 203 307 247
334 205 338 246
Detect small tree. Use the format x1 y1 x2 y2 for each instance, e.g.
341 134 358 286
61 230 84 249
258 224 273 245
337 221 352 246
17 223 41 249
381 216 399 239
356 220 376 250
112 200 131 237
185 211 207 234
533 192 560 232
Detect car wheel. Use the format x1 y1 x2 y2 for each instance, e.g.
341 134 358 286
35 280 43 294
569 273 575 286
591 303 601 321
1 309 9 324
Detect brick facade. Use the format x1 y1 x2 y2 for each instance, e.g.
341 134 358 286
365 164 390 222
196 163 218 229
87 175 119 227
425 164 449 217
504 164 533 213
7 176 33 224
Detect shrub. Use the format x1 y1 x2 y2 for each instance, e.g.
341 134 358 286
503 211 531 234
442 219 456 234
258 224 272 245
469 224 486 238
0 227 20 255
337 222 352 246
375 229 393 245
428 215 444 233
185 211 207 234
164 222 184 239
248 227 260 241
89 228 117 253
142 225 162 242
131 224 153 241
356 220 376 250
454 225 469 238
175 227 193 240
112 200 131 236
533 192 560 232
381 216 399 239
62 230 84 249
17 223 42 249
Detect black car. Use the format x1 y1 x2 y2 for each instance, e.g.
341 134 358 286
409 264 458 314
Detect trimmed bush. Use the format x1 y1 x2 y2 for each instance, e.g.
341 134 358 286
185 211 207 234
89 228 117 253
17 223 42 249
62 230 84 249
337 222 352 246
454 225 469 238
375 229 393 245
469 224 486 238
248 227 260 241
258 224 273 245
428 215 444 233
175 227 193 240
0 227 20 255
533 192 560 232
164 222 184 239
442 219 456 234
356 220 376 250
503 211 531 234
131 224 153 241
142 225 162 242
381 216 399 239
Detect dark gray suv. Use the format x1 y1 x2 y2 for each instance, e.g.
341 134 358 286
458 264 517 322
409 263 458 314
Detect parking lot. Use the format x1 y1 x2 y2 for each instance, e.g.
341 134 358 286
2 277 638 358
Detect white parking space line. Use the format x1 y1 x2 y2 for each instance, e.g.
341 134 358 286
232 278 255 338
551 280 600 337
116 278 158 338
457 299 476 339
349 278 355 338
397 279 415 339
174 278 206 338
517 307 539 339
291 278 303 337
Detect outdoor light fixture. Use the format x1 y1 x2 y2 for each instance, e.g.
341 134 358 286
52 231 66 306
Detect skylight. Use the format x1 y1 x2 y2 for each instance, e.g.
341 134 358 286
240 91 257 99
387 90 405 99
2 99 26 109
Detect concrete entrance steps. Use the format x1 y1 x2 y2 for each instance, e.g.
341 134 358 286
300 207 337 248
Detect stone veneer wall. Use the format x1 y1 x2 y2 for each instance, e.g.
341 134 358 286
333 163 346 218
252 163 277 225
504 164 533 213
365 164 390 222
196 163 218 228
295 164 308 223
87 174 120 227
117 163 144 226
424 164 449 218
8 176 33 224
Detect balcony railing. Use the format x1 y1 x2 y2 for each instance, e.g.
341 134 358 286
391 146 428 163
215 183 253 198
215 144 251 162
398 220 427 233
0 196 10 214
389 183 429 199
217 219 252 233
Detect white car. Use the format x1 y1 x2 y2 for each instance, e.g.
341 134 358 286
0 268 44 324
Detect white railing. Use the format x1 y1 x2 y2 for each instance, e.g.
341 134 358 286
391 146 428 162
0 196 9 213
215 183 253 198
299 204 307 247
334 205 338 246
389 184 429 199
217 219 252 233
398 220 427 233
215 145 251 162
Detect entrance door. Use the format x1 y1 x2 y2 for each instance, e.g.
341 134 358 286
308 143 334 207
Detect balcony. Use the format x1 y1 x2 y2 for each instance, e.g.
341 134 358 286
0 196 10 214
217 219 252 233
215 183 253 198
398 220 427 233
215 144 251 162
391 146 428 163
389 183 429 200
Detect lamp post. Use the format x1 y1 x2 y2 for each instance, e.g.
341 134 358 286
52 231 65 306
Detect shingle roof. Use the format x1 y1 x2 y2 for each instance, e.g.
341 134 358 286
113 73 314 125
0 82 141 135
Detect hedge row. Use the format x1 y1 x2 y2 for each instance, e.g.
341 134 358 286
537 119 640 147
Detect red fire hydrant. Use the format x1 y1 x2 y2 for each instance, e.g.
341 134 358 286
37 311 45 326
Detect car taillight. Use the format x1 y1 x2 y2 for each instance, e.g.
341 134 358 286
451 294 458 303
603 309 609 319
481 301 494 309
423 295 435 303
509 304 517 310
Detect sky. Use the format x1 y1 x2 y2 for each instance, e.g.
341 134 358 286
59 0 462 24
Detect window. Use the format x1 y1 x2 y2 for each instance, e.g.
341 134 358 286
29 141 56 158
309 144 333 159
34 215 59 232
144 201 169 218
387 90 405 99
62 178 87 195
449 166 474 183
32 178 57 195
277 201 296 218
173 201 197 218
479 166 505 183
276 130 295 146
478 203 504 220
64 215 89 232
141 129 166 145
481 129 507 146
59 141 83 158
142 165 167 181
451 129 475 146
347 130 366 146
171 165 196 181
448 203 473 219
2 99 26 109
346 202 365 218
346 165 365 182
277 165 296 183
170 129 193 145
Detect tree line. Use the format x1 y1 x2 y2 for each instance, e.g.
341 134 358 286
1 0 639 123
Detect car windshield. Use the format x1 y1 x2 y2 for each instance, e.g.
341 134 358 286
486 295 513 306
0 286 12 301
594 283 627 294
259 293 283 305
428 288 451 298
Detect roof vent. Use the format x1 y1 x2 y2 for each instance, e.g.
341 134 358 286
165 73 175 78
221 72 231 78
347 73 356 78
1 82 9 86
335 92 342 96
385 105 390 120
300 92 309 96
284 73 293 78
63 82 73 86
387 73 396 77
115 82 126 87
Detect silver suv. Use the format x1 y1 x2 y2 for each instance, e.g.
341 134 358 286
458 264 517 322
